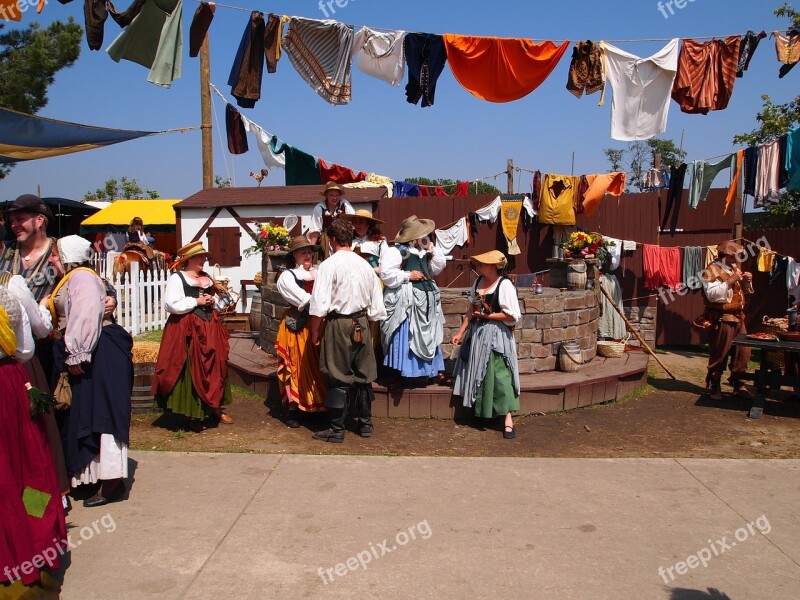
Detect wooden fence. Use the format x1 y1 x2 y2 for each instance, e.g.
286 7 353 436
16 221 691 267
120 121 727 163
109 261 170 337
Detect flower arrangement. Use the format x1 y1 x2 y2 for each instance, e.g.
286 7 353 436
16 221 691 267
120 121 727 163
244 223 292 256
562 230 615 263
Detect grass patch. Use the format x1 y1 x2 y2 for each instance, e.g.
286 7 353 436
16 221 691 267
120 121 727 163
134 329 163 343
231 385 265 401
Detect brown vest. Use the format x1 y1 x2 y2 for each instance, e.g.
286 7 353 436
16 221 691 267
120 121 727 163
702 263 745 314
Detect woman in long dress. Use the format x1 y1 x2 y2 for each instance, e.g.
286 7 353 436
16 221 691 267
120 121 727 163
47 235 133 506
275 237 328 428
452 251 521 439
152 241 232 432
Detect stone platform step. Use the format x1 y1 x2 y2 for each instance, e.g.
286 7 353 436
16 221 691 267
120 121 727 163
226 333 650 419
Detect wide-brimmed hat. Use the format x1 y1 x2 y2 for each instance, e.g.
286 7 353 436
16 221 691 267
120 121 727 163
340 209 384 225
393 215 435 244
172 240 209 270
5 194 55 222
716 240 744 256
320 182 345 196
288 236 315 254
470 250 508 269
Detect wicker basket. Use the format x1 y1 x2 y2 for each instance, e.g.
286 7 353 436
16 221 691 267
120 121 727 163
761 317 786 369
597 334 629 358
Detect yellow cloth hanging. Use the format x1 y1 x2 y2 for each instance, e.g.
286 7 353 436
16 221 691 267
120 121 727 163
757 249 776 273
500 200 523 255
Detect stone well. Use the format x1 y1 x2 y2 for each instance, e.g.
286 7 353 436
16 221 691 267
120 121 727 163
260 283 599 374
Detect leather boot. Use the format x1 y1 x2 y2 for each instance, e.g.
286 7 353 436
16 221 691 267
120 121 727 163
352 384 374 438
313 407 345 443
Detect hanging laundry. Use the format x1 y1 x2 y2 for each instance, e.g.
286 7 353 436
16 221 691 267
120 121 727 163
757 248 777 273
682 246 705 290
225 105 248 155
566 40 604 98
705 245 719 268
671 36 741 115
108 0 146 27
581 172 626 216
467 213 479 235
434 186 448 196
643 245 681 291
404 33 447 108
661 163 687 234
724 150 744 216
282 17 355 106
443 35 569 103
351 27 406 86
603 236 623 271
418 186 430 197
85 0 108 50
622 240 637 252
455 182 470 196
188 1 214 57
435 217 470 258
107 0 183 88
270 141 321 185
227 12 266 108
754 138 781 206
318 159 366 185
598 274 626 340
474 196 502 223
575 175 589 215
343 174 393 197
2 0 21 22
743 145 758 198
786 127 800 192
602 39 680 141
538 174 579 225
500 195 525 255
774 29 800 78
737 30 766 77
532 170 542 210
787 257 800 302
393 181 420 197
264 14 283 73
642 169 668 190
770 256 788 286
687 154 735 208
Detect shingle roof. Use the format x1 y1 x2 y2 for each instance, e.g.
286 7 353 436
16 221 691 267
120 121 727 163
176 185 388 209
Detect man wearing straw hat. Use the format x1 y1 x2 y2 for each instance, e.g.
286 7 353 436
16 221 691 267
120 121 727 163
306 182 355 256
701 239 754 401
308 219 386 443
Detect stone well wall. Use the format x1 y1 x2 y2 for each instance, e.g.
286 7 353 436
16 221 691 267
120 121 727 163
260 285 599 374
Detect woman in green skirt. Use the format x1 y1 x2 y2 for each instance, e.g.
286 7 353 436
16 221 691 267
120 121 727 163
152 241 232 432
452 250 521 439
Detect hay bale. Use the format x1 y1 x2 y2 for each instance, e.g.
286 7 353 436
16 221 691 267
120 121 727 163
132 341 161 364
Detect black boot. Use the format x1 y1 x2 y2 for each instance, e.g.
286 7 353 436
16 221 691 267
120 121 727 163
284 408 301 429
352 384 374 438
313 407 345 443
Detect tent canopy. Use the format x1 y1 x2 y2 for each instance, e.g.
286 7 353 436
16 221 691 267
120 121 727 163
80 199 180 233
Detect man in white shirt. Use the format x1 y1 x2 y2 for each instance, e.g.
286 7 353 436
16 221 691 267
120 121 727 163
701 240 753 401
309 219 387 442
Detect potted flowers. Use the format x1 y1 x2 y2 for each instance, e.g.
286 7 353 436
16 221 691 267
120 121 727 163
244 222 292 256
562 230 615 265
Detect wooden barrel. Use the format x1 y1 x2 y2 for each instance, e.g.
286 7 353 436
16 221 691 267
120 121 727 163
566 260 587 291
132 362 158 414
249 294 263 332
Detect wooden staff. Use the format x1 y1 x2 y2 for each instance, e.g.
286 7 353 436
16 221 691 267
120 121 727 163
600 285 676 380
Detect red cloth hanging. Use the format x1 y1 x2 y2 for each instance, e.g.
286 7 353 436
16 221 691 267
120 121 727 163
455 181 470 195
318 158 367 184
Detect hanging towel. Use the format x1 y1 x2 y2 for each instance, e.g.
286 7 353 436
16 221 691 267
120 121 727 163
474 196 502 223
671 36 741 114
226 12 265 108
107 0 183 88
270 141 321 185
661 163 688 234
443 35 570 103
687 154 735 209
404 33 447 108
757 249 776 273
754 139 781 206
581 172 626 216
188 1 214 57
775 29 800 78
598 274 626 340
566 40 604 98
500 196 524 255
682 246 704 290
602 39 680 141
225 105 248 154
737 30 766 77
351 27 406 86
318 159 366 185
418 186 430 197
705 245 718 268
282 17 354 106
434 217 469 258
724 150 744 216
538 174 578 225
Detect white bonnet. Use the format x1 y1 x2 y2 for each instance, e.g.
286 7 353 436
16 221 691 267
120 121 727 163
57 235 92 265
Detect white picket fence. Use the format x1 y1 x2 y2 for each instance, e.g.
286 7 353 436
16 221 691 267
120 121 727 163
109 261 170 336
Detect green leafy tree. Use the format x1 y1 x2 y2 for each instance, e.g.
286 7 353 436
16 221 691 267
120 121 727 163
732 4 800 227
214 175 232 188
0 18 83 179
84 177 160 202
603 139 686 191
403 177 501 196
603 149 625 172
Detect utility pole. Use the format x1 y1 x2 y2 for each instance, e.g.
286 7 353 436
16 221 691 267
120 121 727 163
200 34 213 190
507 159 514 194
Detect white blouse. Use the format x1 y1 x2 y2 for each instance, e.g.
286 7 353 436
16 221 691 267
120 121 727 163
380 244 446 289
276 266 315 310
476 277 522 325
163 272 212 315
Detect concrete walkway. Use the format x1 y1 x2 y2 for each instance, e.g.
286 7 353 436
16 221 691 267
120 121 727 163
61 453 800 600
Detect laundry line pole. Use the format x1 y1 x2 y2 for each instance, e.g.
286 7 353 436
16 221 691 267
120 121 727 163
200 34 213 190
507 159 514 194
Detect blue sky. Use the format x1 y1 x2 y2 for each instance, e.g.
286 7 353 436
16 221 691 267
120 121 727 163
1 0 796 202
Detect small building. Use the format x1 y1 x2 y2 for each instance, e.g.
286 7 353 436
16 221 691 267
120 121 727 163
174 185 388 312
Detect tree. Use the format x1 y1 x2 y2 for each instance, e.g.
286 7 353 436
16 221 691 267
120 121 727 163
0 18 83 179
603 138 686 191
214 175 232 188
731 4 800 227
84 177 160 202
403 177 501 196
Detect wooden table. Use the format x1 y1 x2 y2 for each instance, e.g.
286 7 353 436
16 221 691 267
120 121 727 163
731 334 800 419
239 279 258 313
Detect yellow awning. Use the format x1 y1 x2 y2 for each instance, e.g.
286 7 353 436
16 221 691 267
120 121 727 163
80 199 180 233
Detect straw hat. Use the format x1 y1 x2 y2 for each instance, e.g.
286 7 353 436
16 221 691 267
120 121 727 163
716 240 744 256
470 250 508 269
172 240 209 270
320 182 345 196
287 236 315 254
340 209 384 225
393 215 435 244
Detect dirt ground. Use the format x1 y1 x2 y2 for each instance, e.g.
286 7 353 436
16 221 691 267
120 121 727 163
130 350 800 459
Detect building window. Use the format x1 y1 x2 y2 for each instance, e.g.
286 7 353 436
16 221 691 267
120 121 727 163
206 226 242 267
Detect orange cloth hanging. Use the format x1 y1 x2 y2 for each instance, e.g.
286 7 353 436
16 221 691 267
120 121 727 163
1 0 22 21
724 150 744 216
582 172 627 216
443 35 570 103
